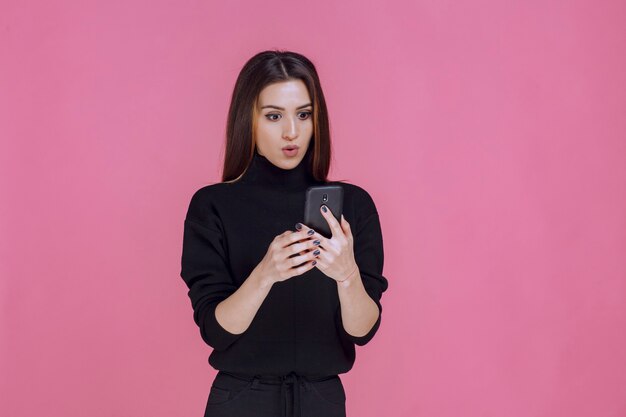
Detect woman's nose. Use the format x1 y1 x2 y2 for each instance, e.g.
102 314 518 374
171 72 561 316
283 118 298 138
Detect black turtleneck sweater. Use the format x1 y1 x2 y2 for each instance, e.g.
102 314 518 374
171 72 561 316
179 147 388 377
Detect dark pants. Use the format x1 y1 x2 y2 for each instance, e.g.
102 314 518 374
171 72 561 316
204 370 347 417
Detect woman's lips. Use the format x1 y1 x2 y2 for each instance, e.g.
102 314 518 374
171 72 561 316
282 146 299 157
283 146 298 157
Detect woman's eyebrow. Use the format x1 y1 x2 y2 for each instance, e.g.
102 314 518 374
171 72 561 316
260 103 312 110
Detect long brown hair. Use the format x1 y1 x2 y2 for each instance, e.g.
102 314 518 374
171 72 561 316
221 50 332 183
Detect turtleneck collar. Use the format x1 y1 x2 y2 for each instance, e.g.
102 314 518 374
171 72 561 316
240 146 319 191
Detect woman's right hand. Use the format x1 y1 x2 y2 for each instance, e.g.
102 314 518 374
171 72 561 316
256 227 322 285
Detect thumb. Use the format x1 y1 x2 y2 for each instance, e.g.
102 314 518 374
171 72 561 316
341 214 351 234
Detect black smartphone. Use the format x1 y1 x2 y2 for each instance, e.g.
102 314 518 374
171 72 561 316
303 185 344 239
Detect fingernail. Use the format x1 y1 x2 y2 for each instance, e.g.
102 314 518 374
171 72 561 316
321 205 327 213
307 229 315 236
313 240 320 245
312 260 317 266
295 223 302 230
313 249 320 255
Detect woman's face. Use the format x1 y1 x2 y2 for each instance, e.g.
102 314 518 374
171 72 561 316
254 79 313 169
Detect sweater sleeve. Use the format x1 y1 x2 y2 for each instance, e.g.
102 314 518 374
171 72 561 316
179 188 243 351
336 189 389 346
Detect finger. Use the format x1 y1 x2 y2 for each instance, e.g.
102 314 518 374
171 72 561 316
287 237 319 262
287 246 307 259
320 205 343 239
292 258 318 275
295 223 331 249
276 230 292 241
340 214 353 239
282 227 315 247
312 253 327 269
285 231 325 264
292 244 322 265
287 238 319 258
288 251 312 268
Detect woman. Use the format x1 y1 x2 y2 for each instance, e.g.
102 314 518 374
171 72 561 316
180 50 389 417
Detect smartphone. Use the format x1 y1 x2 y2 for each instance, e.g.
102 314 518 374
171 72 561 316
303 185 344 239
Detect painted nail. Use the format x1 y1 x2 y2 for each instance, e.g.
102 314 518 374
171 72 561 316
295 223 302 230
307 229 315 236
313 240 320 245
313 249 320 255
321 205 328 213
312 260 317 266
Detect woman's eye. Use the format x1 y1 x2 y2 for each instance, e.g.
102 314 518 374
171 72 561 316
265 112 311 121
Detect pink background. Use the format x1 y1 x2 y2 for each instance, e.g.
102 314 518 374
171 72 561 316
1 1 625 416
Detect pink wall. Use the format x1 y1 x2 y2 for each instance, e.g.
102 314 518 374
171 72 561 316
1 1 625 416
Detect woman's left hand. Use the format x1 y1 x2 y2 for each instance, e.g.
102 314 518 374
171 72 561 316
297 205 359 283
